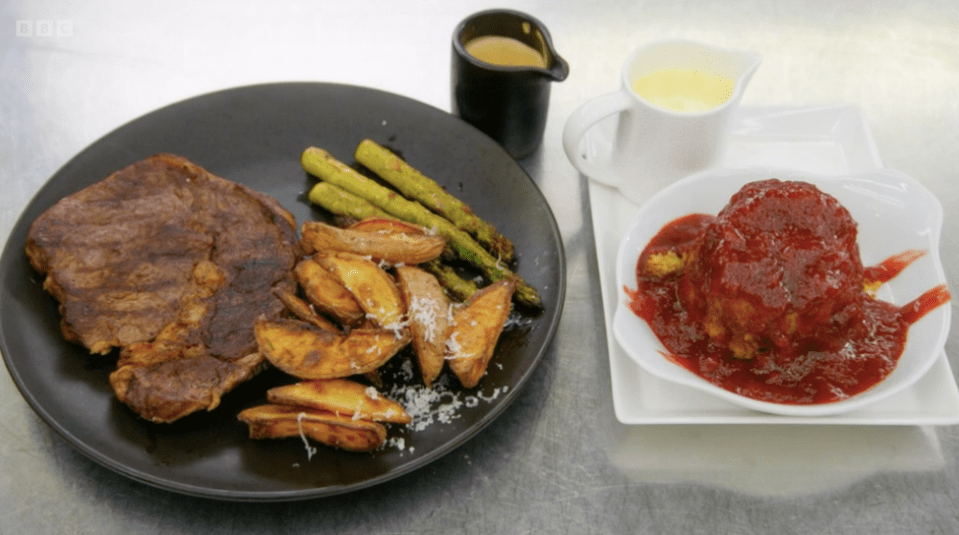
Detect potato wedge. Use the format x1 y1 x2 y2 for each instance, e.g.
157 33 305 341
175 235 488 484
446 278 517 388
348 216 431 235
267 379 411 424
395 265 452 387
301 220 445 265
255 318 410 379
272 286 340 332
314 251 406 329
295 257 365 327
352 218 477 302
237 404 386 452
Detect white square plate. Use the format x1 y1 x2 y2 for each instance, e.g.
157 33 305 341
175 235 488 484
583 104 959 425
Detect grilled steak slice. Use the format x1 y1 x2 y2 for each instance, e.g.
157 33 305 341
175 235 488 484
26 153 300 422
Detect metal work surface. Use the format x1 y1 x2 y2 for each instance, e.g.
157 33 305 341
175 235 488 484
2 0 958 532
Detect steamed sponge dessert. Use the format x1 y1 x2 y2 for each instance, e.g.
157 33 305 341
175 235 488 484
677 179 865 359
628 178 950 404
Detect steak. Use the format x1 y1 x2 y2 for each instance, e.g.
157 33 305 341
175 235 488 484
26 153 300 423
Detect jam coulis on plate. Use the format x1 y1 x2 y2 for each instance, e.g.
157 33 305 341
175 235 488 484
625 179 950 405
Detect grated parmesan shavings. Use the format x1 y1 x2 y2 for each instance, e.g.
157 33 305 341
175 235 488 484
296 412 318 461
445 332 462 359
408 296 441 343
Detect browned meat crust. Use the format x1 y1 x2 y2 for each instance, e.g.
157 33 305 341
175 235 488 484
25 153 300 422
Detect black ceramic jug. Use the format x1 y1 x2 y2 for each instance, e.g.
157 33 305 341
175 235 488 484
452 9 569 159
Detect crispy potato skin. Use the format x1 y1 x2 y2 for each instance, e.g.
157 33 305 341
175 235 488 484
348 217 429 235
313 251 406 329
294 257 365 326
301 220 445 265
395 265 451 387
446 278 517 388
255 318 410 379
272 286 341 332
267 379 411 424
237 404 386 452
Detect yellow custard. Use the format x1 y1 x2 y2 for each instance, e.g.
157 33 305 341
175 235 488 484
631 69 734 112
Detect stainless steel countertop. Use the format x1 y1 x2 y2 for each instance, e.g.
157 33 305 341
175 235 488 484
2 0 958 532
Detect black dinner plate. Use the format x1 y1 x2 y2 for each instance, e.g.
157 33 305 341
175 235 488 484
0 82 565 501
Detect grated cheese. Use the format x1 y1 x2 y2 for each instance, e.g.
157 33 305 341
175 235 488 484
503 308 533 330
296 412 318 461
382 319 410 340
445 332 462 359
374 317 520 453
408 295 440 343
385 373 465 433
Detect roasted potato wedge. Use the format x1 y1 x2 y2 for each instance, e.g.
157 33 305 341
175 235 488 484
395 265 452 387
272 286 340 332
314 251 406 329
267 379 411 424
348 217 430 235
446 278 517 388
301 220 445 265
295 257 365 327
237 404 386 452
255 318 410 379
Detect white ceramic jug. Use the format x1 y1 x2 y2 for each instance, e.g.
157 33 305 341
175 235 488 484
563 40 761 205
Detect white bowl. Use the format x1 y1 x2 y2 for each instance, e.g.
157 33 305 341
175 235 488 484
613 167 951 416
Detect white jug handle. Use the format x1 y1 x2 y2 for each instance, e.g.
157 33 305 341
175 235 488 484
562 90 633 187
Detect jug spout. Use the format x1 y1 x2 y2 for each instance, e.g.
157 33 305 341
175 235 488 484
452 9 569 158
712 45 762 96
731 49 762 83
546 53 570 82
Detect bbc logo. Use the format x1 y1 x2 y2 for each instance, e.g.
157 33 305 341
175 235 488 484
16 20 74 37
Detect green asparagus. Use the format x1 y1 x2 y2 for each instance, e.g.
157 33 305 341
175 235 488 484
301 146 542 311
354 139 515 262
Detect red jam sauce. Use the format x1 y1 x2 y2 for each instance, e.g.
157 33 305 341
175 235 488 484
625 179 951 405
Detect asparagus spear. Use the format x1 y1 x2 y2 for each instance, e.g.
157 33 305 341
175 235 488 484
420 259 478 302
301 146 542 311
354 139 515 263
307 182 390 220
307 181 478 302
